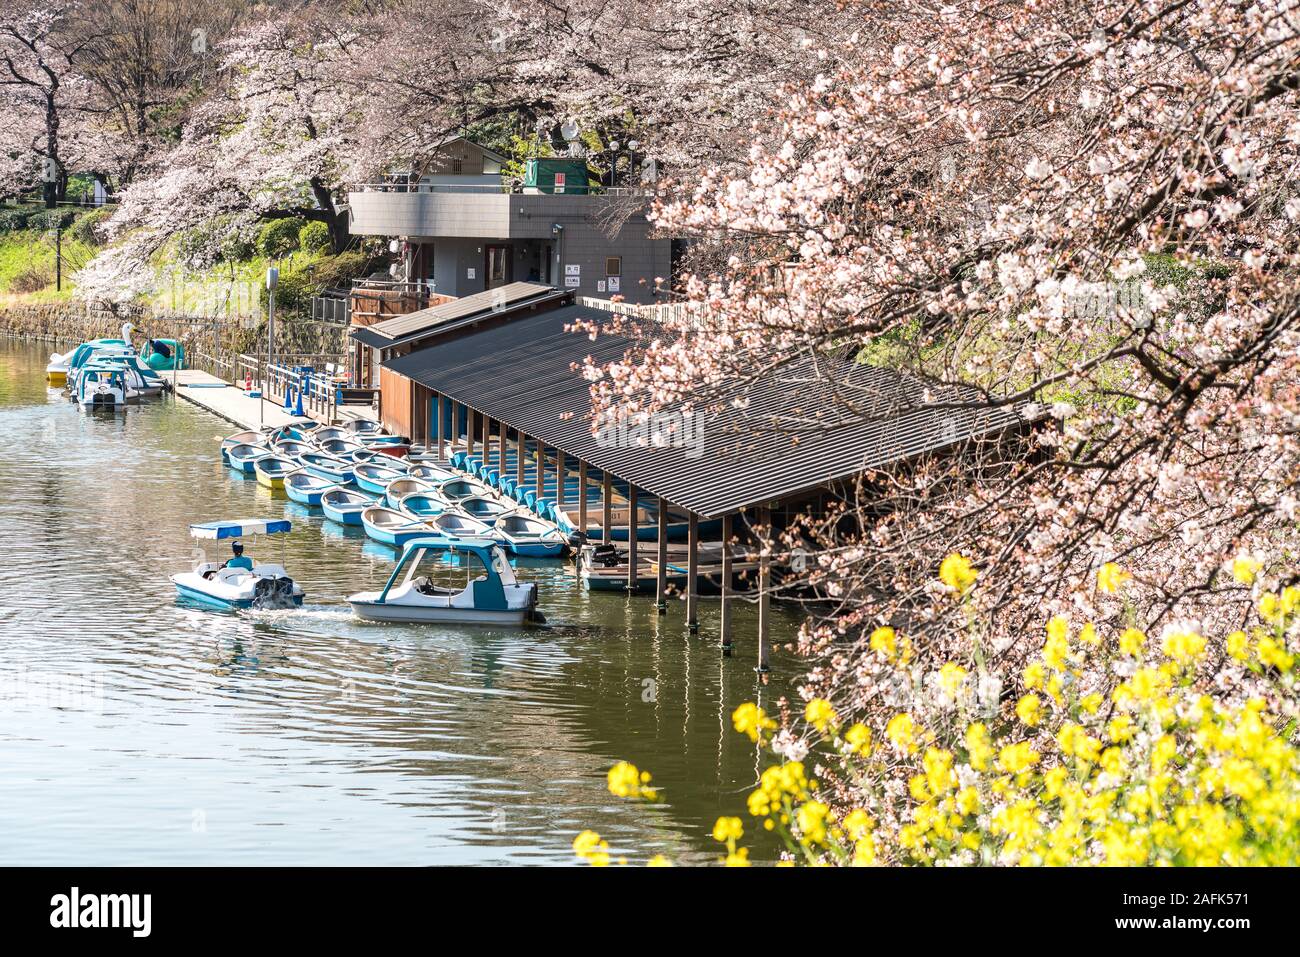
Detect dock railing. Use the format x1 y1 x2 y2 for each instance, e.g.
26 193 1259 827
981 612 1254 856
244 353 351 424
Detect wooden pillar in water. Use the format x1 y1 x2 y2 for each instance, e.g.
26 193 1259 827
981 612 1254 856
435 392 444 460
556 451 566 513
655 499 669 614
720 513 733 656
687 512 700 634
536 441 546 503
757 505 771 674
467 408 475 455
516 431 526 487
481 413 490 462
578 461 589 540
498 424 507 475
602 474 612 541
626 485 639 592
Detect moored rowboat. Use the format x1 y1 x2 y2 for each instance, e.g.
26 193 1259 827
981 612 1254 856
321 487 373 526
254 455 299 489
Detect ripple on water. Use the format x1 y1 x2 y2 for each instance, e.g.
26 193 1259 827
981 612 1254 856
0 339 799 864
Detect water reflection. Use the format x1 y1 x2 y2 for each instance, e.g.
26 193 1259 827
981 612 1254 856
0 339 800 865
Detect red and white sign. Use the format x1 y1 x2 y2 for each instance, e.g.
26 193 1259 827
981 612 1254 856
554 172 566 193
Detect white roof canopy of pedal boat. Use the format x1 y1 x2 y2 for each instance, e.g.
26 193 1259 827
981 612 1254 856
189 519 293 540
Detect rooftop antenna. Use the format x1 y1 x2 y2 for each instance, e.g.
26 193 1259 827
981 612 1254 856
560 119 581 157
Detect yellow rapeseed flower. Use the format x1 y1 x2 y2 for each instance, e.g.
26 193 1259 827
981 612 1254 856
804 698 838 735
1232 555 1262 585
965 722 993 771
1016 693 1043 727
712 816 744 843
886 713 919 755
939 553 978 593
732 702 777 743
1097 562 1129 594
1119 627 1146 657
869 625 897 658
845 722 872 755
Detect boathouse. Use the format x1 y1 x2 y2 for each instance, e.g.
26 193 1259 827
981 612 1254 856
373 298 1043 668
345 137 672 304
349 282 572 438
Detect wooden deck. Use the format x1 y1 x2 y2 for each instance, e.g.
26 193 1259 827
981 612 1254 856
171 370 373 431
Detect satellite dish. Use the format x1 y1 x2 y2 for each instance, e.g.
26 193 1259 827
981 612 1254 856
560 119 580 142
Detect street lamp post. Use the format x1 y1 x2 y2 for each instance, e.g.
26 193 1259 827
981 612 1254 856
263 266 279 427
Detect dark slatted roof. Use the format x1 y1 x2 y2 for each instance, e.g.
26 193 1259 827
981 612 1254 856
351 282 564 349
384 304 1041 518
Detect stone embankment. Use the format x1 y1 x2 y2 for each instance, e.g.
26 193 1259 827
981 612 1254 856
0 302 347 369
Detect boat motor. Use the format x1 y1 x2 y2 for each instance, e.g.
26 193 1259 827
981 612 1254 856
252 576 299 610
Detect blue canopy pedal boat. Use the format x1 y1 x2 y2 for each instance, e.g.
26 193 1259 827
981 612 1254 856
170 519 304 609
347 539 541 625
321 487 374 525
75 364 128 411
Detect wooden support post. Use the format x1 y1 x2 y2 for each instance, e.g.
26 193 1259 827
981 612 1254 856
516 432 526 487
536 441 545 503
435 392 444 460
556 452 566 513
481 413 490 461
602 473 612 541
656 499 669 613
757 506 771 675
498 423 507 475
720 513 733 656
626 485 638 592
687 512 700 633
467 408 475 455
578 461 589 541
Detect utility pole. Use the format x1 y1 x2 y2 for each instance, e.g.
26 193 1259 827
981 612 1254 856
263 267 279 427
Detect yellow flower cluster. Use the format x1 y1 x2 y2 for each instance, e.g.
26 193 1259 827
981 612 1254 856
732 701 778 743
939 553 978 593
887 587 1300 865
607 761 658 800
578 560 1300 867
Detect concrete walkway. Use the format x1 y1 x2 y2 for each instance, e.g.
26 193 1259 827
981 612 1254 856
171 370 372 431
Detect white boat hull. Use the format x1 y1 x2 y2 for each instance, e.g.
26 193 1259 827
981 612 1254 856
348 599 529 625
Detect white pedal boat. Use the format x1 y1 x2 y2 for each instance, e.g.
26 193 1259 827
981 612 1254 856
170 519 304 610
348 538 540 625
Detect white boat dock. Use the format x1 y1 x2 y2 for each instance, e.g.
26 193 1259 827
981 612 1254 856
171 370 371 431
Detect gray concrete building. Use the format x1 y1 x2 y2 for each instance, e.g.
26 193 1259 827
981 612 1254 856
345 139 673 304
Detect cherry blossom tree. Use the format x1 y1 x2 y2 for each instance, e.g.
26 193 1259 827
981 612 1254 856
583 0 1300 796
0 2 100 205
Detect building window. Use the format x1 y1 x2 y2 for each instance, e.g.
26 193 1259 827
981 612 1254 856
452 158 464 174
605 256 621 277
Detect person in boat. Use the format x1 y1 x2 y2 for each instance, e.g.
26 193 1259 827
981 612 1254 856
224 541 254 571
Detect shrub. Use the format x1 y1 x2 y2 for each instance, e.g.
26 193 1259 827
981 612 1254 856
10 264 54 294
298 219 332 254
257 218 301 259
0 208 34 232
69 208 114 247
28 209 77 232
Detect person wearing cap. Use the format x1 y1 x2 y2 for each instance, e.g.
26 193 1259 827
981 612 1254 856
224 541 254 571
